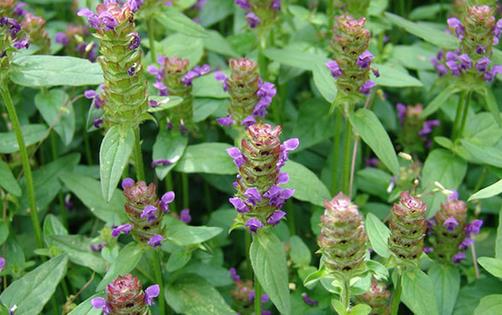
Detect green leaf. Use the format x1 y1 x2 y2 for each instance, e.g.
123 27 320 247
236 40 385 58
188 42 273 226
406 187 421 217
478 257 502 278
203 30 239 57
0 160 21 196
0 124 47 154
264 47 323 71
481 87 502 127
166 274 235 315
420 149 467 216
474 294 502 315
156 7 207 38
250 230 291 315
384 12 457 49
421 85 460 118
164 216 222 246
152 129 188 180
50 235 107 273
289 235 311 267
59 172 127 225
175 143 235 174
312 61 337 103
0 219 9 246
374 63 423 87
147 96 183 113
497 209 502 259
365 213 391 258
166 248 192 272
428 262 460 315
282 160 331 207
10 55 103 87
99 126 135 202
192 74 228 98
0 255 68 315
154 33 203 67
391 45 435 70
349 108 400 175
34 89 75 145
96 243 144 291
349 304 372 315
401 268 439 315
68 295 101 315
461 140 502 168
43 214 68 247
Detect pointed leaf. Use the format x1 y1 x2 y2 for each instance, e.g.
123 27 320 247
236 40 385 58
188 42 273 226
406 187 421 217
474 294 502 315
174 143 235 174
401 268 439 315
96 243 144 291
478 257 502 278
34 89 75 145
0 160 21 196
152 129 188 180
0 124 47 154
282 160 331 207
365 213 391 258
428 262 460 315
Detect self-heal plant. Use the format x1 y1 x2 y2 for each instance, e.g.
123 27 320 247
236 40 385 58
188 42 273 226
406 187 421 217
216 58 276 133
396 103 440 152
227 123 298 232
91 274 159 315
235 0 281 30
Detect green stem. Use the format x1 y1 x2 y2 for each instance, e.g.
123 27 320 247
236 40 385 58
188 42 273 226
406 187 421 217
0 84 43 249
327 0 334 34
165 174 177 212
245 232 252 278
152 250 166 315
181 173 189 209
341 278 351 311
83 129 94 165
331 109 343 194
348 137 359 198
390 273 402 315
452 91 467 140
342 119 353 195
286 199 295 235
133 127 145 181
147 19 156 64
458 91 472 139
254 273 262 315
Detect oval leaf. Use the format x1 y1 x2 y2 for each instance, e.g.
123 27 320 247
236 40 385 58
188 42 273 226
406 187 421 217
96 243 144 291
365 213 391 258
175 143 235 174
282 160 331 207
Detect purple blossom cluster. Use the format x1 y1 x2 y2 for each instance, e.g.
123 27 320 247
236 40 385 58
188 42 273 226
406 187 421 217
84 85 106 129
54 24 98 62
77 0 144 31
229 267 270 310
0 16 30 52
235 0 281 29
396 103 440 142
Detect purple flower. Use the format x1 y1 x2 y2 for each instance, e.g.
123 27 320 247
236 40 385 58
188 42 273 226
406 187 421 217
419 119 440 137
0 257 5 272
245 217 263 232
147 65 163 79
235 0 250 10
214 71 229 91
128 32 141 50
13 2 27 16
494 19 502 44
93 118 104 129
366 157 379 167
283 138 300 151
151 159 172 168
267 210 286 225
458 54 472 70
452 252 466 263
396 103 406 124
326 60 342 78
229 267 241 282
128 0 144 12
144 284 160 305
180 209 192 223
271 0 281 10
55 32 69 46
244 188 262 205
181 64 211 86
64 194 74 210
465 219 483 235
227 147 246 168
277 172 289 184
447 17 464 40
160 191 175 212
242 115 256 127
98 11 118 31
148 234 164 247
229 197 249 213
476 57 490 72
264 186 294 208
423 247 433 254
84 89 97 99
302 293 318 306
261 294 270 303
111 223 133 237
127 64 137 76
257 81 277 98
153 81 168 96
141 205 158 223
91 297 110 314
121 177 135 189
217 115 234 126
356 50 374 69
90 243 105 252
435 64 448 76
77 8 100 29
13 38 29 49
476 45 486 54
359 80 376 95
459 237 473 250
246 12 260 28
443 217 459 232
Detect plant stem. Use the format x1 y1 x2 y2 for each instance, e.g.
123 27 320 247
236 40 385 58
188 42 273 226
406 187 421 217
245 232 252 278
147 18 156 64
349 137 359 198
470 241 480 279
0 85 43 249
331 109 343 194
133 127 145 181
152 250 166 315
390 273 402 315
452 91 468 140
342 119 353 195
254 274 262 315
181 173 189 209
83 129 94 165
165 174 177 211
341 278 351 311
458 91 472 139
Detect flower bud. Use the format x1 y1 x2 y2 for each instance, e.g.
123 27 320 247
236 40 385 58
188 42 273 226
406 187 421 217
318 193 367 275
388 192 427 261
228 123 298 232
355 278 391 315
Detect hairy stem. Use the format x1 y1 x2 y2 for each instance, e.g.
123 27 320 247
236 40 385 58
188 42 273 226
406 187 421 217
254 274 262 315
349 137 360 198
342 119 353 195
133 127 145 181
0 84 43 249
331 109 343 194
390 273 402 315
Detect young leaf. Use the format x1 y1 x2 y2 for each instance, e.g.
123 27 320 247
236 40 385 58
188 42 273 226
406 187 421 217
68 295 101 315
96 242 144 291
99 126 135 202
0 160 21 196
473 294 502 315
156 7 207 38
174 143 235 174
0 255 68 315
461 140 502 168
164 216 222 246
428 262 460 315
43 214 68 247
147 96 183 113
373 63 423 87
312 61 337 103
281 160 331 207
10 55 103 87
152 129 188 180
349 108 400 176
289 235 312 267
250 230 291 315
264 47 322 71
166 248 192 272
401 268 439 315
421 85 460 118
365 213 391 258
497 209 502 259
50 235 107 274
477 257 502 278
0 220 9 246
0 124 47 154
34 89 75 145
166 274 235 315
